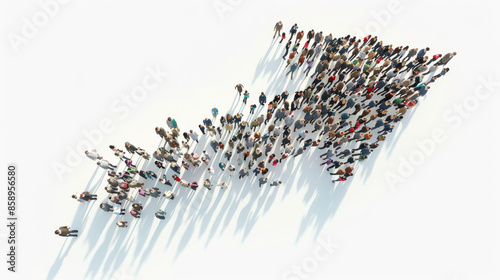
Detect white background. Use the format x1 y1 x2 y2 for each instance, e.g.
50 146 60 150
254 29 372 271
1 0 499 279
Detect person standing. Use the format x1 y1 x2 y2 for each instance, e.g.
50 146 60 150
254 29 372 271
279 32 286 43
100 202 113 212
249 104 257 114
295 30 304 44
219 162 226 171
211 107 219 119
293 119 305 132
207 167 215 176
85 149 103 161
303 60 315 76
235 84 244 96
259 177 268 187
311 31 323 49
55 226 78 237
273 21 283 39
189 130 200 143
306 29 315 41
289 23 298 41
435 52 457 66
243 90 249 104
416 47 430 59
283 41 292 60
163 191 176 200
239 168 249 179
124 142 138 154
155 210 166 220
72 192 97 202
286 63 299 79
259 92 267 106
286 51 297 67
116 221 128 228
403 48 418 62
97 160 117 170
159 177 173 186
198 124 206 135
270 181 282 187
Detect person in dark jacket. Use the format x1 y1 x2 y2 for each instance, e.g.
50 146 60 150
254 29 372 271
235 84 244 95
155 210 166 220
283 41 292 60
238 168 248 179
286 63 299 79
259 92 267 105
435 52 456 66
72 191 97 202
100 202 113 212
416 47 429 59
258 177 268 187
288 23 298 41
402 48 417 62
198 124 205 134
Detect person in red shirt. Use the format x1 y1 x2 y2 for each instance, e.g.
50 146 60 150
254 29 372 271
303 40 310 50
360 35 371 48
243 150 250 161
425 54 442 65
325 75 336 88
279 32 286 43
402 100 417 108
172 174 181 182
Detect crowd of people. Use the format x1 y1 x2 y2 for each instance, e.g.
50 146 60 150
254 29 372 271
57 21 455 236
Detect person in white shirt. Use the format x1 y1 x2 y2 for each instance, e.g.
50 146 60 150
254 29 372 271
85 149 102 161
207 168 214 176
189 130 199 143
97 160 117 170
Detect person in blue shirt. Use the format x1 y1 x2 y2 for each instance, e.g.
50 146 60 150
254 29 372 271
219 162 226 171
288 23 298 41
211 107 218 118
155 210 166 220
270 181 282 187
249 104 256 114
258 177 268 187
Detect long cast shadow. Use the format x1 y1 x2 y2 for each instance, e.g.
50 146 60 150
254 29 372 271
49 32 451 278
